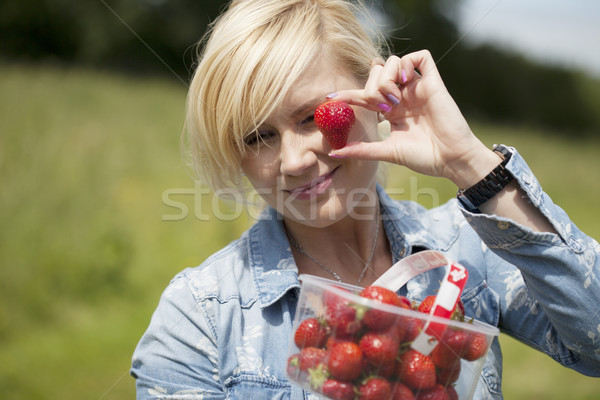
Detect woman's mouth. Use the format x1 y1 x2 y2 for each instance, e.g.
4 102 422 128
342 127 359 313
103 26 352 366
288 167 339 200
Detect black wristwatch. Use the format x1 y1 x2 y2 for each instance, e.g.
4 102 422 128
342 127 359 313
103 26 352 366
457 145 514 212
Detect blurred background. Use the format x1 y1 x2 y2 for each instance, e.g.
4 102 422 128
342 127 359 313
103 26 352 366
0 0 599 398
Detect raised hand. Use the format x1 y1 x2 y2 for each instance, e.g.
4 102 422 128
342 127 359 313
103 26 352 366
329 50 500 189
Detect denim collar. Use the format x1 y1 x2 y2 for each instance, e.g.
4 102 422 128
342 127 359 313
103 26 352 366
249 184 442 308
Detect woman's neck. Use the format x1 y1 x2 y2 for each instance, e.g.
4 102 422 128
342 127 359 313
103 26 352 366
284 203 392 286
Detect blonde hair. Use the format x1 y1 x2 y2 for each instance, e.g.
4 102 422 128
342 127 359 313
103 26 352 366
185 0 386 193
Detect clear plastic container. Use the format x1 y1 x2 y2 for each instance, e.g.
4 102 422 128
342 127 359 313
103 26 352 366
286 274 500 400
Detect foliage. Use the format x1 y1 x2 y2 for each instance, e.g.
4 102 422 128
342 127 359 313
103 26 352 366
1 0 599 136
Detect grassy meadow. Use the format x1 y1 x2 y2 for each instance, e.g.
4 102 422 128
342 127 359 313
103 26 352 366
0 64 599 399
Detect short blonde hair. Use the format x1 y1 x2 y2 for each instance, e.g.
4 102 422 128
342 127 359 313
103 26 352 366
185 0 386 193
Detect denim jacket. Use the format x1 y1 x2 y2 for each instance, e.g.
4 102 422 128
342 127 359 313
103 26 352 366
131 145 600 399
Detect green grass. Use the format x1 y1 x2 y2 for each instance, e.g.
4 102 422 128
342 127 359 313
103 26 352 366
0 64 598 399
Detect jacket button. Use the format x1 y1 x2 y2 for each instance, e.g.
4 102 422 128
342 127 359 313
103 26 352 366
497 221 510 230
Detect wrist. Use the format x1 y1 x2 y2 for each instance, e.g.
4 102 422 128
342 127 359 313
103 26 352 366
449 146 504 190
457 145 514 212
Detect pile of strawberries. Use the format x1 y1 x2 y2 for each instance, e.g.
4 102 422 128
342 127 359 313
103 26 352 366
287 285 489 400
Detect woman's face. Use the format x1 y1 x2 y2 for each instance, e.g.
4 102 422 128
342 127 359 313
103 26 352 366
240 56 380 228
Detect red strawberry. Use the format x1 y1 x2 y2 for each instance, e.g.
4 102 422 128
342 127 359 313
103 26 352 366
286 353 301 379
322 378 356 400
325 294 362 338
358 377 392 400
325 335 347 350
391 382 415 400
431 329 468 369
328 341 363 381
403 317 425 343
414 384 450 400
298 347 328 371
417 296 465 321
462 331 488 361
445 386 459 400
382 317 408 343
294 317 328 349
360 286 407 331
363 357 396 378
396 349 436 390
417 295 436 314
451 299 465 321
314 100 355 149
359 332 400 366
436 362 461 386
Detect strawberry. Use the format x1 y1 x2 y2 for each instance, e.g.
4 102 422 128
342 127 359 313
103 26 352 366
314 100 355 149
414 384 450 400
322 378 356 400
328 341 363 381
436 362 460 386
417 296 465 321
430 329 468 369
396 349 436 390
403 317 425 343
382 317 408 343
294 317 328 349
391 382 415 400
359 332 400 367
362 357 396 378
298 346 328 371
325 293 363 338
417 295 436 314
360 286 407 331
286 353 301 380
451 299 465 321
358 376 392 400
462 331 488 361
445 386 459 400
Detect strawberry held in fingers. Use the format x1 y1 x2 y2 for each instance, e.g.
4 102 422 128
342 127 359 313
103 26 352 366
314 100 355 149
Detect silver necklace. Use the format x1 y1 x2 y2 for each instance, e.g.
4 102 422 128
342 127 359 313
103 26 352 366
286 207 380 286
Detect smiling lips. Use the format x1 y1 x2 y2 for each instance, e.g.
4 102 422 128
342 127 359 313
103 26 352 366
289 167 338 200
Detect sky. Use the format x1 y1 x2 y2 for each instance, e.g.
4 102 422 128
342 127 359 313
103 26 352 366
456 0 600 77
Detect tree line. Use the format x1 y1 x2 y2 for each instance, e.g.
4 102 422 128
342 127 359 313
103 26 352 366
1 0 597 135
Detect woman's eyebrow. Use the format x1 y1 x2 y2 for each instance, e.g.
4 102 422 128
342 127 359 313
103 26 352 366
289 96 324 119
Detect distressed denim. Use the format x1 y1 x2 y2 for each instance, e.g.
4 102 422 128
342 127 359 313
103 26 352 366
131 145 600 399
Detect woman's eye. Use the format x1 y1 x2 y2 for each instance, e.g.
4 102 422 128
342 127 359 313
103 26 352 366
301 114 315 125
244 129 275 146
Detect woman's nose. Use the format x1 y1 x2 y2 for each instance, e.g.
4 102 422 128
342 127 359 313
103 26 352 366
279 131 318 176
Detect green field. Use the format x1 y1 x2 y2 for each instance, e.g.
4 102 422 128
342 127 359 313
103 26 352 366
1 64 599 399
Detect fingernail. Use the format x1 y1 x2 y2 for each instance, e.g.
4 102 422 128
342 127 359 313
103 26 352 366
378 103 392 113
402 69 407 84
386 93 400 106
329 153 346 159
326 92 338 99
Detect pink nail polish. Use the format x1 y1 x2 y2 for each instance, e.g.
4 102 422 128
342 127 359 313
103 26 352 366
329 153 346 159
378 103 392 113
386 93 400 105
402 69 407 84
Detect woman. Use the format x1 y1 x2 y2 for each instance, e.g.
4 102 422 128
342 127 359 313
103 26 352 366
131 0 600 398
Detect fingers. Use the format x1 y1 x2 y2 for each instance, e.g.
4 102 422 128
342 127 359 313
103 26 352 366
331 50 440 113
328 140 399 164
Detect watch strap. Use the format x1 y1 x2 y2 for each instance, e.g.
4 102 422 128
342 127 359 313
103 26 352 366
457 146 513 212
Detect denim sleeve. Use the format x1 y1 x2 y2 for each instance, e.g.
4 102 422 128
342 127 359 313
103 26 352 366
460 145 600 376
130 273 226 399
